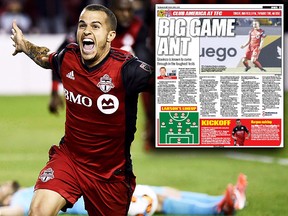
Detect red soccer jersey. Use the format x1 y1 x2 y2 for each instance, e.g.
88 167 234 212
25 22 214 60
49 45 153 181
249 28 266 48
232 126 249 146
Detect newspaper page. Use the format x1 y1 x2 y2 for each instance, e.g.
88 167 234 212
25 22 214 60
155 4 284 148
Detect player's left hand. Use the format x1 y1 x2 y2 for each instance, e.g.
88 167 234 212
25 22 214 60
11 20 29 56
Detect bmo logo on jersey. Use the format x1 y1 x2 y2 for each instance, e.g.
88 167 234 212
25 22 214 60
64 88 93 107
97 94 119 114
64 88 119 114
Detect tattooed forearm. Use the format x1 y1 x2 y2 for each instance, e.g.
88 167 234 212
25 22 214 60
25 40 51 69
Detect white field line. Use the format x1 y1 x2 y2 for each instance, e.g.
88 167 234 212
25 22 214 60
225 152 288 166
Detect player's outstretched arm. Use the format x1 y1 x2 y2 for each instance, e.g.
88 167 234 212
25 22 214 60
10 21 51 69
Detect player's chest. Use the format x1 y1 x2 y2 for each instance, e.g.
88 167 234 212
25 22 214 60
61 62 123 95
235 130 245 136
60 62 125 114
251 31 262 40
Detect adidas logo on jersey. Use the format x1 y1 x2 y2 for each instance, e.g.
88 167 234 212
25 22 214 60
66 71 75 80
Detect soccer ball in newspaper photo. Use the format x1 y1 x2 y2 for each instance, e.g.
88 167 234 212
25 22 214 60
128 185 158 216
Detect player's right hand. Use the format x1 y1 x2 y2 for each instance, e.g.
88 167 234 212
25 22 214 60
11 21 26 56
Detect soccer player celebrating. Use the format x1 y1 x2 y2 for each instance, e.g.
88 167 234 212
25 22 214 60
232 119 251 146
11 4 153 216
49 0 156 151
241 20 266 72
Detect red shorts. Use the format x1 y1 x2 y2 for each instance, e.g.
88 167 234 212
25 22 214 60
235 138 245 146
34 145 136 216
245 46 261 60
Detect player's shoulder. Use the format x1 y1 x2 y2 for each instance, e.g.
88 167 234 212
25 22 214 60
259 28 266 35
110 47 135 62
66 42 79 50
242 125 249 130
56 43 79 62
238 126 248 131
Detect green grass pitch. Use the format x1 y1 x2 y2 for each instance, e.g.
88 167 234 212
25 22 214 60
0 93 287 215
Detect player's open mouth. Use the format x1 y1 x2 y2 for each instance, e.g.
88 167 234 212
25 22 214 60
82 38 95 54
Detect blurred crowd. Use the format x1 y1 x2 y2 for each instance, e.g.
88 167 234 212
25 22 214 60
0 0 286 34
0 0 98 34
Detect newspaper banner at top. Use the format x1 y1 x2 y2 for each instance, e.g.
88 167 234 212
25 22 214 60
155 4 283 148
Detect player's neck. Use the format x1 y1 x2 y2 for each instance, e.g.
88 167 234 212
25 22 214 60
83 46 110 68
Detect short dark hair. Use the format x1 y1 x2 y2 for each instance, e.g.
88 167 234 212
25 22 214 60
83 4 117 31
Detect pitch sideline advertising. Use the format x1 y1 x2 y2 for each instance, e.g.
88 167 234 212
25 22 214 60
155 4 283 148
